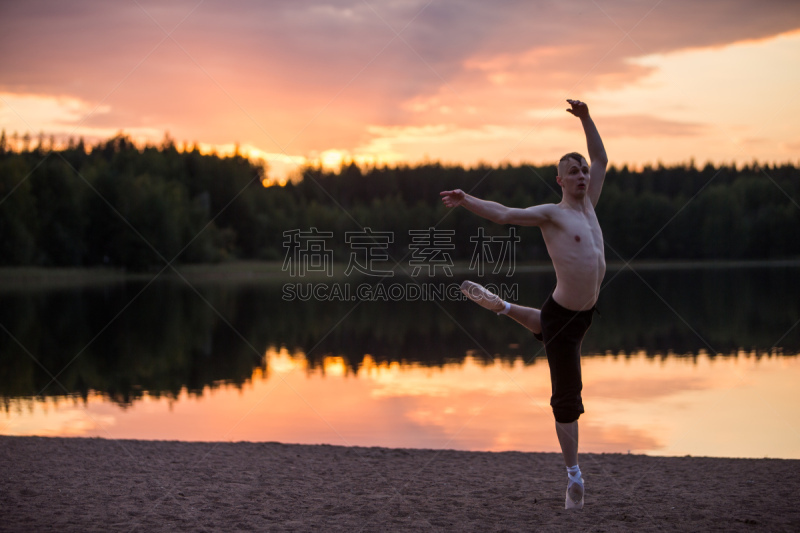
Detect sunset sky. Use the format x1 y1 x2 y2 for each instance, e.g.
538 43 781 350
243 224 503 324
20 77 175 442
1 0 799 181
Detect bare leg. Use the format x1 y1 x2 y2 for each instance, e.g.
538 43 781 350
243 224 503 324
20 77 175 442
555 420 579 467
505 304 541 336
460 281 542 335
556 420 584 508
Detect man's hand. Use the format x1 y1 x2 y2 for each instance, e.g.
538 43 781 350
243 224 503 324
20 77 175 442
566 99 589 119
440 189 466 208
567 98 608 207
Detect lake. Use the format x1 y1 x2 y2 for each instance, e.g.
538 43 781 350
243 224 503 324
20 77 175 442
2 264 799 458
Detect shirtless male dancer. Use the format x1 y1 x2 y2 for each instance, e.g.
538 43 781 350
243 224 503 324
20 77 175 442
440 99 607 510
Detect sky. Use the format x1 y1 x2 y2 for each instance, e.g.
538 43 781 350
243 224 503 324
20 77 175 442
1 0 799 182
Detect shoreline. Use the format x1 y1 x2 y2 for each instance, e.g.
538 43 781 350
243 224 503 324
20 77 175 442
1 258 799 288
2 435 798 532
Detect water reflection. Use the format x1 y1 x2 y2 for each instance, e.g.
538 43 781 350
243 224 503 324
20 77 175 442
1 266 797 407
3 349 798 459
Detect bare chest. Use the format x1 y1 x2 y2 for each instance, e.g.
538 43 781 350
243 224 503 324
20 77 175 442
544 208 604 257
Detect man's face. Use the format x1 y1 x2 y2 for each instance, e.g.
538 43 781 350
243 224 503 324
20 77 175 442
557 157 589 197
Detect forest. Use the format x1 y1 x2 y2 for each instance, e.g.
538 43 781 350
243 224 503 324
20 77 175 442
1 132 799 270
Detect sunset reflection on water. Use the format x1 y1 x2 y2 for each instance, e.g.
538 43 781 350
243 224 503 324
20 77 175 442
3 348 798 459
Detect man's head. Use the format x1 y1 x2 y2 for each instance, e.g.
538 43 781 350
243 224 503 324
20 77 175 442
558 152 586 177
557 152 590 197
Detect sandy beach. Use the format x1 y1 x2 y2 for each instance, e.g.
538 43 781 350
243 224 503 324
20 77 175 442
1 436 797 532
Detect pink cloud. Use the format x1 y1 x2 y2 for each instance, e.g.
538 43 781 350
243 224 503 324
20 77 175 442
0 0 797 163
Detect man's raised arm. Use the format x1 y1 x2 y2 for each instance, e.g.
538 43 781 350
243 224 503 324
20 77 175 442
567 99 608 206
440 189 553 227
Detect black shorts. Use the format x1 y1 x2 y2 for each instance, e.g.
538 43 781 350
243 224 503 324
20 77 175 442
536 294 594 423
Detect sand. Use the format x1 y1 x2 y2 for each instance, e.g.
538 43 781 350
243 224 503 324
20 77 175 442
1 436 797 532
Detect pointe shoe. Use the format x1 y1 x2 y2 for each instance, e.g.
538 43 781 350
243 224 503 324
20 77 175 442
565 472 584 510
460 281 506 313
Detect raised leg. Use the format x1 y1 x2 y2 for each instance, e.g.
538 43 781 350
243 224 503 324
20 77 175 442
460 281 542 335
505 304 542 336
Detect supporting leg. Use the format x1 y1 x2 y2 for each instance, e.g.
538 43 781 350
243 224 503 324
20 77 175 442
556 420 584 509
555 420 579 467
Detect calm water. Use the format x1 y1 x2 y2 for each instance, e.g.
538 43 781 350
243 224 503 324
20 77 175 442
2 265 799 458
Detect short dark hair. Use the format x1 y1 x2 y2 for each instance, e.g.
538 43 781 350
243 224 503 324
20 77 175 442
557 152 586 177
559 152 586 165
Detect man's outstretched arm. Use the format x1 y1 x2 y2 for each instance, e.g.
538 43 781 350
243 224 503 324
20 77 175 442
440 189 553 227
567 99 608 207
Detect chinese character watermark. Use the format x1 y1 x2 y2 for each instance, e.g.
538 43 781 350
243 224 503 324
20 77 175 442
408 228 455 277
469 226 520 276
282 228 334 277
344 228 394 277
281 227 520 302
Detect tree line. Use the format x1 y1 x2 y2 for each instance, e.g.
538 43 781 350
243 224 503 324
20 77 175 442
1 132 798 270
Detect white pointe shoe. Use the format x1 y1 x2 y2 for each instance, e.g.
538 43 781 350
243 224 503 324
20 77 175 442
460 280 506 313
565 472 584 510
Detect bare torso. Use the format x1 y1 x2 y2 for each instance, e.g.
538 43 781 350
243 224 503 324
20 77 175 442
540 201 606 311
